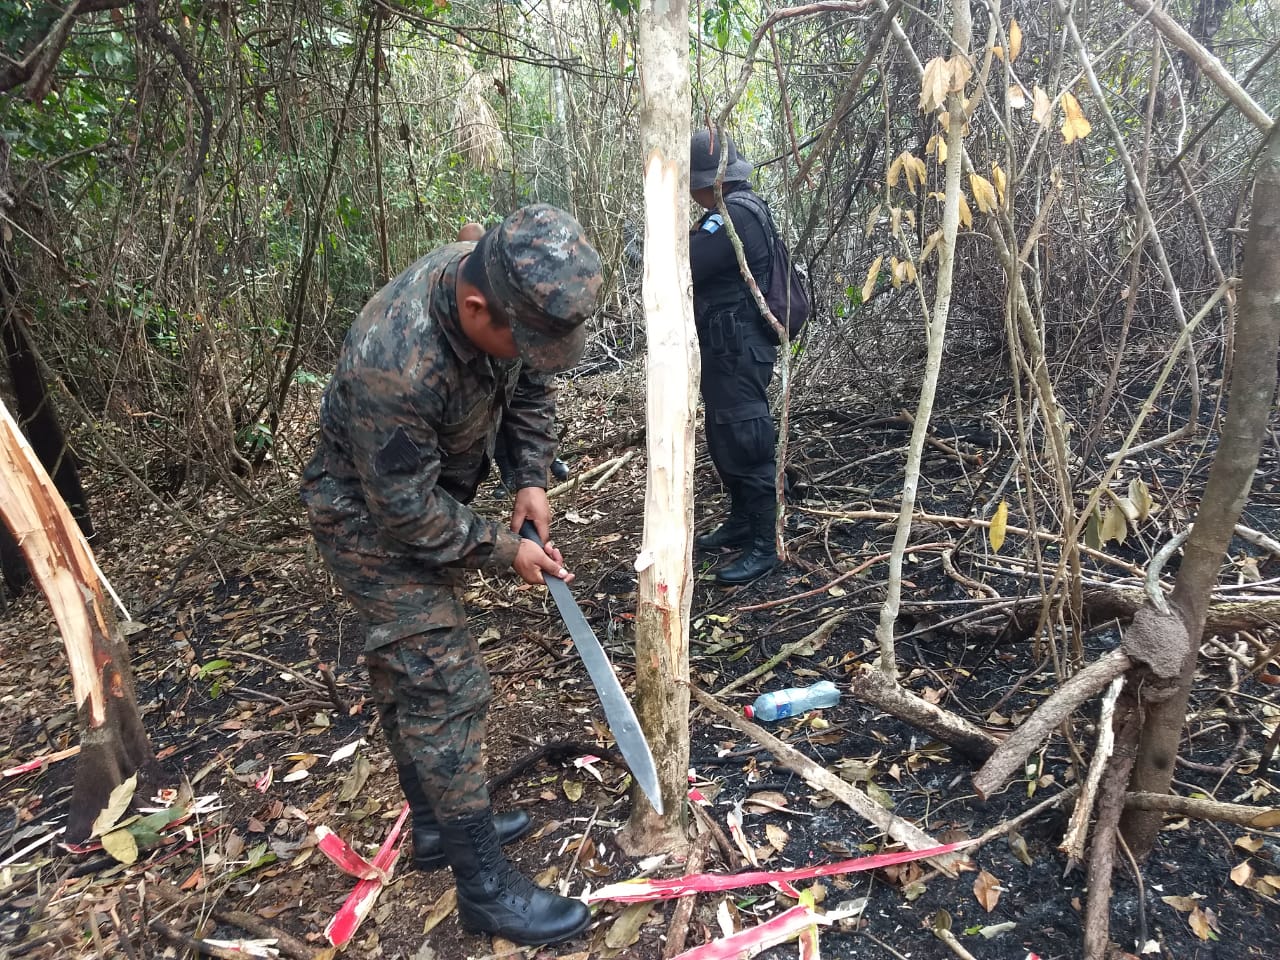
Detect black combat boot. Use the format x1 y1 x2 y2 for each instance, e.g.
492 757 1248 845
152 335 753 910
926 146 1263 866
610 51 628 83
439 810 592 945
695 506 752 551
396 764 531 871
715 512 779 585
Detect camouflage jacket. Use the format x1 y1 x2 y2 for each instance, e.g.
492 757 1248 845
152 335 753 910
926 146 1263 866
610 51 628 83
300 243 557 576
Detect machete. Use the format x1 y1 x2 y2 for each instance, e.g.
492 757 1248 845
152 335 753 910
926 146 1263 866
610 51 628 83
519 520 664 814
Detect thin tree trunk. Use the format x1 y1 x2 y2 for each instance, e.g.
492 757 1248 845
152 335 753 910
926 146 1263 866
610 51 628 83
0 399 155 841
876 0 971 676
624 0 693 855
1121 125 1280 857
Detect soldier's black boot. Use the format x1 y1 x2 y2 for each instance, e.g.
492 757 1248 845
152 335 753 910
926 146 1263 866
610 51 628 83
396 764 531 871
695 506 752 551
715 512 779 585
440 810 591 945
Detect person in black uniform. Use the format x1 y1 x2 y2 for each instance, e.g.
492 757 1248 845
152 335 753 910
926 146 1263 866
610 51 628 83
688 128 780 585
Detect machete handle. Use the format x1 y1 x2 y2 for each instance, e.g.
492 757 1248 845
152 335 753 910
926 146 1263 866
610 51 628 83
518 519 543 547
518 520 568 584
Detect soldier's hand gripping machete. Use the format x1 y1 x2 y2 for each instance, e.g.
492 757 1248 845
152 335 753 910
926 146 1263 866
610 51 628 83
519 521 664 814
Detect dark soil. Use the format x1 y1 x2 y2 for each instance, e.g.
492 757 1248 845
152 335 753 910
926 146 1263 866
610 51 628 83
2 386 1279 960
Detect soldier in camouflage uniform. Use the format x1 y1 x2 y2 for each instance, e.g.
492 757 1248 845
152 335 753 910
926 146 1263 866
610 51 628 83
301 204 602 946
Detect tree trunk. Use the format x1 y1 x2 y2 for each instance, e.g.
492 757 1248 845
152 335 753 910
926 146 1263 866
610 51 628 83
0 399 154 841
1121 126 1280 857
875 0 971 676
623 0 693 855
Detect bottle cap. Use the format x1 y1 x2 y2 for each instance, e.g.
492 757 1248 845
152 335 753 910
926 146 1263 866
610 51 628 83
743 705 754 718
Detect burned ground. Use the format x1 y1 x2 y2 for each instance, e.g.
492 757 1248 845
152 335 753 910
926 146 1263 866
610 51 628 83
1 372 1278 960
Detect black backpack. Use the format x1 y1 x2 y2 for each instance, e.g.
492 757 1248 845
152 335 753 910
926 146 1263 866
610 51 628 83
727 193 811 343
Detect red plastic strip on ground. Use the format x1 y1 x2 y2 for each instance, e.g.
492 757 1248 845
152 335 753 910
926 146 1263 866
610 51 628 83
588 841 964 904
314 825 386 881
2 745 80 777
670 905 820 960
324 802 411 948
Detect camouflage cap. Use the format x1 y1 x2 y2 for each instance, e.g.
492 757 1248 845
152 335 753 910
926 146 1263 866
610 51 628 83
481 204 603 373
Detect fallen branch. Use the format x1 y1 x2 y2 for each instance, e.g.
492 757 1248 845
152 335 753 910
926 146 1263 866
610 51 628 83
1060 677 1124 867
799 507 1144 576
1083 712 1140 960
712 613 847 698
1122 791 1280 828
914 785 1082 892
933 921 979 960
737 543 951 613
848 667 1000 762
973 649 1132 799
661 831 712 960
589 448 637 490
146 879 316 960
149 919 278 960
547 450 637 499
690 686 955 866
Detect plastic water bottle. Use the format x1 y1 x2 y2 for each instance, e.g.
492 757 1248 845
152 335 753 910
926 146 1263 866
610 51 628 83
745 681 841 721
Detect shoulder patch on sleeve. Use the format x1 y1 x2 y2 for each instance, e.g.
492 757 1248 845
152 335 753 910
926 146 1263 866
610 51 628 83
375 426 421 475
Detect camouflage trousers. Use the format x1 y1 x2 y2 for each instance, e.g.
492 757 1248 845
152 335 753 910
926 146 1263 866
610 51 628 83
311 531 493 820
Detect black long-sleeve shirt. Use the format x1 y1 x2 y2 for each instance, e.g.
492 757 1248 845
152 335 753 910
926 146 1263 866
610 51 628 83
689 184 773 297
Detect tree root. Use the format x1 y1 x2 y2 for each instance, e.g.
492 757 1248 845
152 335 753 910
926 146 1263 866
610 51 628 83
848 666 1001 762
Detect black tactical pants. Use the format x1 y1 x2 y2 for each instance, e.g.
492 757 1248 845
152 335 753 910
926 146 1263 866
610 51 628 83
695 301 778 515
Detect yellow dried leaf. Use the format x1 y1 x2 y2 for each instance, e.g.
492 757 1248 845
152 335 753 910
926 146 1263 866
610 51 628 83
920 229 943 263
1101 503 1127 545
992 45 1004 63
1032 85 1052 126
1009 19 1023 62
1161 894 1200 913
890 257 904 289
1235 835 1264 853
973 869 1002 912
887 153 904 189
1249 808 1280 828
1008 84 1027 109
989 500 1008 552
957 193 973 229
765 823 790 851
890 257 916 288
991 162 1007 206
101 827 139 865
947 57 972 94
1187 905 1218 941
1061 91 1092 143
563 779 583 802
970 173 998 214
926 133 947 163
1230 861 1253 887
1128 477 1154 521
861 255 883 302
895 151 927 194
864 203 882 238
920 56 950 112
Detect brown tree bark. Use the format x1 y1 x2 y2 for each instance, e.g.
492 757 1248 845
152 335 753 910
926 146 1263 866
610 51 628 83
623 0 694 855
0 398 155 841
1120 125 1280 857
